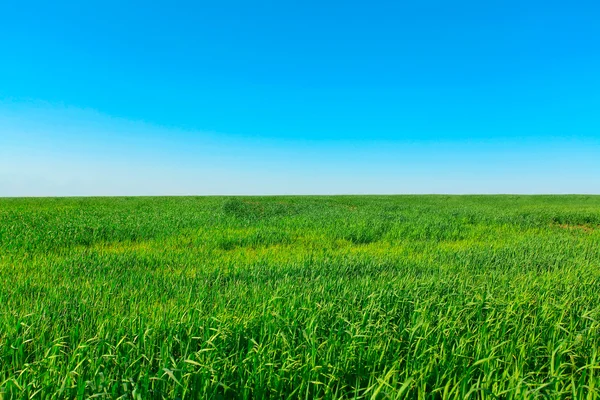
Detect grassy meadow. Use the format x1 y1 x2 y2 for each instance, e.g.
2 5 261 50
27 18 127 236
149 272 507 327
0 195 599 399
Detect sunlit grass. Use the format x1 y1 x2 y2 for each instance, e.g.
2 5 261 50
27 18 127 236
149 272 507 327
0 195 599 398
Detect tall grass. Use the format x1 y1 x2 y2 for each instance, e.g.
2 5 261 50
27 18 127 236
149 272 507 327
0 196 599 398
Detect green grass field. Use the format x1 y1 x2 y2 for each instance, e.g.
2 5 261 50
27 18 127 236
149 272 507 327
1 196 599 399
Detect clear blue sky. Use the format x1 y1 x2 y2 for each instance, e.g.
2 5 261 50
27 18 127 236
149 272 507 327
1 0 599 195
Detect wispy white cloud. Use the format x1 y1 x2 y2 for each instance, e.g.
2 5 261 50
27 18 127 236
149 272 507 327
2 101 599 196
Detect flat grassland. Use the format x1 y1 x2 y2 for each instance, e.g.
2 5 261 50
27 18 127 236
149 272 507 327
1 196 599 399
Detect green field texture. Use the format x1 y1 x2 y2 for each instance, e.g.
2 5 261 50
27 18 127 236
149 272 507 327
1 196 599 399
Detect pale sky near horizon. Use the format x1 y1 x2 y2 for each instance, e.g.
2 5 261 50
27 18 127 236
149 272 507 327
1 0 599 196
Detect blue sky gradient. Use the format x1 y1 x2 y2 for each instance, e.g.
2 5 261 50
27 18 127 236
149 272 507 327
1 0 599 195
